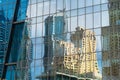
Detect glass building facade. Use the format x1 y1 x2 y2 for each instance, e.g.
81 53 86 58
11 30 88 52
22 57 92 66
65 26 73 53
0 0 120 80
0 0 32 80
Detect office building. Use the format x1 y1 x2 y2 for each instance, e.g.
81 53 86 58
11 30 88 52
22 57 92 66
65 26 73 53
1 0 120 80
0 0 32 79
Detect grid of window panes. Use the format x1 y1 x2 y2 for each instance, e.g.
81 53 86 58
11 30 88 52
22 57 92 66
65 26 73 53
0 0 30 79
25 0 119 80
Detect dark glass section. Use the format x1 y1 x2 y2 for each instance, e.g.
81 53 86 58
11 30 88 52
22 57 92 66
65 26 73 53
0 9 6 77
0 0 31 79
16 0 29 21
0 5 13 77
9 23 24 62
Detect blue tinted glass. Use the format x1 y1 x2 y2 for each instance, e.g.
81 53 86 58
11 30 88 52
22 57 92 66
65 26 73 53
9 23 24 62
17 0 29 21
94 5 100 12
102 3 108 11
6 66 16 80
0 1 16 20
79 8 85 15
0 0 29 79
86 6 93 14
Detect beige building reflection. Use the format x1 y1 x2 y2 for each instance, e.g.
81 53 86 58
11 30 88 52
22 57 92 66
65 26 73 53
54 27 101 79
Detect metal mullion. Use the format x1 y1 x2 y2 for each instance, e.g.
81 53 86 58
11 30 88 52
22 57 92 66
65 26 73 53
34 1 38 79
84 0 87 78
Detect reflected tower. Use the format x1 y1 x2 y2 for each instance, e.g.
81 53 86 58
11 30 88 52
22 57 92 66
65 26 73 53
108 0 120 25
70 27 100 78
50 27 101 79
102 0 120 80
44 14 67 77
102 26 120 80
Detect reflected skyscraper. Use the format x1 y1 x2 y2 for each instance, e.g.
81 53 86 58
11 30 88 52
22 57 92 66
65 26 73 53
108 0 120 25
70 27 100 78
102 26 120 80
52 27 101 79
43 14 67 79
102 0 120 80
40 26 101 80
16 20 33 80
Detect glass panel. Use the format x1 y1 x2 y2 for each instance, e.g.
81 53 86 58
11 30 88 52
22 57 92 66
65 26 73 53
102 11 109 27
93 0 100 5
78 15 85 28
101 0 108 3
94 12 101 28
71 0 77 9
86 6 92 14
71 9 77 17
86 14 93 29
79 8 85 15
101 3 108 11
37 2 43 16
78 0 85 8
94 5 100 12
31 4 36 17
86 0 92 6
44 1 50 15
57 0 64 10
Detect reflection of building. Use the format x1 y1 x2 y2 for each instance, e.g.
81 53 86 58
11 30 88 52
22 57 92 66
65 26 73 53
49 27 101 79
108 0 120 25
16 21 33 80
44 15 67 75
102 0 120 80
102 26 120 80
64 27 100 78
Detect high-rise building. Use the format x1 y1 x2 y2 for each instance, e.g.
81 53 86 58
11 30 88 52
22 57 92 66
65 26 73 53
0 0 33 79
0 8 7 77
1 0 120 80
